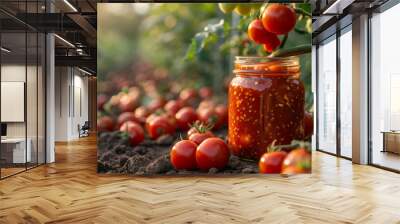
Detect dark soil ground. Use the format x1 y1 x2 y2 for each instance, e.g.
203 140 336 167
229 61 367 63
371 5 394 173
97 129 259 175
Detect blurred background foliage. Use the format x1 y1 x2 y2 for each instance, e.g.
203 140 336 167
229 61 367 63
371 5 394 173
98 3 312 110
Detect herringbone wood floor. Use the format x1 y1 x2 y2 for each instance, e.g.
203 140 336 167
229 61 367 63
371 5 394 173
1 136 400 224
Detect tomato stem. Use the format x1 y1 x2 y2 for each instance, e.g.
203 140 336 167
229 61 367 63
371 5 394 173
294 8 312 18
257 3 268 19
270 44 311 57
239 157 257 163
279 34 288 50
189 120 213 133
294 27 310 34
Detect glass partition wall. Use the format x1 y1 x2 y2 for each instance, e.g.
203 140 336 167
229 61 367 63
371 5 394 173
316 26 353 159
370 3 400 171
315 0 400 172
0 3 46 179
339 27 352 159
317 35 337 155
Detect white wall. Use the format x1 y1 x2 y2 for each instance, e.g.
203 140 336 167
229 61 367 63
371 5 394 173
1 65 35 138
1 63 46 164
1 65 26 138
55 67 69 141
54 67 89 141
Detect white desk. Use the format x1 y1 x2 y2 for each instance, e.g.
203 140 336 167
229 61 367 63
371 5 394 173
1 138 31 163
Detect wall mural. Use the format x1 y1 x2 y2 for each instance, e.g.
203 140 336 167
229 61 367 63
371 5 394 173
97 3 312 175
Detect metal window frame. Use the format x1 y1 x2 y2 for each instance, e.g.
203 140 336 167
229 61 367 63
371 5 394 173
315 0 400 173
367 0 400 173
315 22 353 161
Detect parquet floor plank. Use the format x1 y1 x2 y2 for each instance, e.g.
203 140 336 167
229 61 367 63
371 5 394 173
0 135 400 223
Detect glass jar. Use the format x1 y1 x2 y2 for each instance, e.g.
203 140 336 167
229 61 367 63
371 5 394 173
228 56 305 160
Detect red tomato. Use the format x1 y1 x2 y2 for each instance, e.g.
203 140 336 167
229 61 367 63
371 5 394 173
97 94 108 110
262 35 281 53
164 100 183 115
282 148 311 174
198 87 213 99
304 112 313 139
109 94 122 107
97 116 114 132
197 99 216 111
187 126 198 137
259 151 287 174
189 132 214 145
145 112 175 132
179 88 197 104
145 113 157 131
165 113 178 133
117 112 141 128
248 19 278 45
262 4 297 35
198 107 224 130
146 116 175 139
187 121 213 137
120 121 145 146
147 98 166 112
196 137 230 170
215 104 228 125
175 107 198 130
170 140 198 170
119 94 137 112
281 166 307 174
134 106 150 123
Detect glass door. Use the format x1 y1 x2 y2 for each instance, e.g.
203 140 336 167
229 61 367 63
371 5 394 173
317 35 337 154
0 1 46 179
339 26 352 158
1 30 28 178
370 3 400 171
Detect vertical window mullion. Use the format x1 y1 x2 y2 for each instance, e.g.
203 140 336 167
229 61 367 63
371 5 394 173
25 0 28 171
316 45 320 151
0 19 2 179
337 28 341 157
367 11 373 165
36 0 39 167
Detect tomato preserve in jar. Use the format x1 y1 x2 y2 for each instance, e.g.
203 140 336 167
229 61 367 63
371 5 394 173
228 56 304 160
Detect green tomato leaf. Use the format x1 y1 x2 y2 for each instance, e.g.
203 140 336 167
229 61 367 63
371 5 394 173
185 38 198 61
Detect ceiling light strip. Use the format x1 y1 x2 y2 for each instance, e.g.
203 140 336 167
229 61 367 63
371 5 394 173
63 0 78 12
1 47 11 53
78 67 92 76
54 34 75 48
323 0 355 15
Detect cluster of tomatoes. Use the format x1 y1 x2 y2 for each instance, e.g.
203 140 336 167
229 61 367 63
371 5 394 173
97 86 228 148
247 4 297 53
98 85 313 174
170 122 229 171
259 143 311 174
